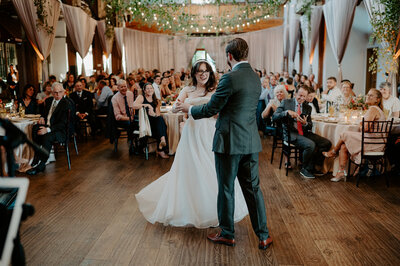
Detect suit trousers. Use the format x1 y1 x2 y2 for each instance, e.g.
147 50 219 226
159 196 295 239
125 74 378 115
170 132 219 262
32 124 59 167
214 152 269 240
293 132 332 171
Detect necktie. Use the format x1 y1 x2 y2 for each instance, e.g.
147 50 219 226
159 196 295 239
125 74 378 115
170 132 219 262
297 103 303 136
47 100 57 126
124 96 130 119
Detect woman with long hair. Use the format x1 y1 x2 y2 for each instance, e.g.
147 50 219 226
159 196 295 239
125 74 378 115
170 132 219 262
323 89 387 182
19 84 38 114
136 60 248 228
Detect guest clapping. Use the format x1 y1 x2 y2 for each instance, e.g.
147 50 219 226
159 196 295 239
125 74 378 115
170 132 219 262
262 85 288 119
323 89 387 182
133 83 169 158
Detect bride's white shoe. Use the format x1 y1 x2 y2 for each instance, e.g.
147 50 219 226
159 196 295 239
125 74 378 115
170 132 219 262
330 170 347 182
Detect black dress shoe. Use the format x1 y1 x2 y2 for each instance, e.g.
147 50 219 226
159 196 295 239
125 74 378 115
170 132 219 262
26 166 45 175
259 237 273 250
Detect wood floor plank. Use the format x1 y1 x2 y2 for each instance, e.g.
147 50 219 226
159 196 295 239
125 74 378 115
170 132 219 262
15 137 400 265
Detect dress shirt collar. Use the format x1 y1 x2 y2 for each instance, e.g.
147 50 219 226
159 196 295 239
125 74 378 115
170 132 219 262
232 61 248 70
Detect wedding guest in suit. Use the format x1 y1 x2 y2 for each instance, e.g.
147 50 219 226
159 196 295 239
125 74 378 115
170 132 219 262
18 84 38 115
133 83 169 158
273 85 332 179
378 82 400 118
27 83 69 175
69 81 94 133
323 89 386 182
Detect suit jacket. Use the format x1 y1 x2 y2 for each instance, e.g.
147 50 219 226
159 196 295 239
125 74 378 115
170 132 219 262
41 97 69 142
272 98 313 142
69 90 93 115
312 98 320 113
191 62 262 155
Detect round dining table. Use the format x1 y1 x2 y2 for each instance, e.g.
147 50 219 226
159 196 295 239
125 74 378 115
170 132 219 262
161 106 185 155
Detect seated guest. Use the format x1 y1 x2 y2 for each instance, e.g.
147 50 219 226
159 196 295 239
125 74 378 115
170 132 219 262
293 73 300 88
305 87 320 114
37 81 53 105
110 77 118 93
152 75 162 100
87 75 96 91
272 85 332 179
27 83 69 175
133 83 169 158
18 84 38 114
323 89 386 182
69 81 94 133
257 77 273 132
63 74 75 93
286 77 295 98
49 75 57 85
111 80 135 152
378 82 400 118
94 80 113 115
160 76 172 100
79 77 89 91
339 80 354 106
262 85 288 119
321 76 341 103
169 75 177 93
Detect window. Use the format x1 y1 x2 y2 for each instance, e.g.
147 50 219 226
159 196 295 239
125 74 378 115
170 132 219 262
191 49 216 72
103 54 112 74
76 45 94 76
0 43 18 80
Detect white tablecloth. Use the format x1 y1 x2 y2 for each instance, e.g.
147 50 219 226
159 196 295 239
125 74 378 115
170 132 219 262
313 121 360 176
0 118 55 173
161 111 184 155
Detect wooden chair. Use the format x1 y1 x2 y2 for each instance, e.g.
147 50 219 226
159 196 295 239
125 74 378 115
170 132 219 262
54 109 78 170
279 114 301 176
348 118 393 187
268 121 283 164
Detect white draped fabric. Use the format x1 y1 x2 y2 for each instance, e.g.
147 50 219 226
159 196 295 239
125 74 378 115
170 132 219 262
309 6 323 74
62 4 97 76
323 0 358 82
12 0 60 82
300 15 310 74
97 20 114 73
115 26 283 74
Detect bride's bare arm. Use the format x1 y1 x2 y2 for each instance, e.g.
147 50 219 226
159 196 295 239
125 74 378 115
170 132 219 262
172 87 189 113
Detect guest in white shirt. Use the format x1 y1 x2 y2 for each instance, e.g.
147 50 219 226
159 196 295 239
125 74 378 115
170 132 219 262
379 82 400 118
152 75 162 100
322 76 341 103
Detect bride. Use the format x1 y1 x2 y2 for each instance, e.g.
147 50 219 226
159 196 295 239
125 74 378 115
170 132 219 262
135 60 248 228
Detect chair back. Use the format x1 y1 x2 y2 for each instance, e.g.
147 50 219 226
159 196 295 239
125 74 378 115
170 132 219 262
361 118 393 156
283 113 294 147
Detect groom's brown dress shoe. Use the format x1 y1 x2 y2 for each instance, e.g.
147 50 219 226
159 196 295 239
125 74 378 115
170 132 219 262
259 237 273 250
207 233 235 247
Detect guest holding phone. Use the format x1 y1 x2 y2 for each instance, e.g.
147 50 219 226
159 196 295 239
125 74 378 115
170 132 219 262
272 85 332 179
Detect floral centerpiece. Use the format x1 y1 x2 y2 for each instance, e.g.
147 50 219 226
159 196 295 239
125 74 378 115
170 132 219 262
348 95 368 110
165 93 178 105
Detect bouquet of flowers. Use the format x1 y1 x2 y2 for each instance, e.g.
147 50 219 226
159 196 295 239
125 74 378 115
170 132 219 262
348 95 368 110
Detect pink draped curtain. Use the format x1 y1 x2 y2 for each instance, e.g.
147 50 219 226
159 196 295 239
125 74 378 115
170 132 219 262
12 0 60 82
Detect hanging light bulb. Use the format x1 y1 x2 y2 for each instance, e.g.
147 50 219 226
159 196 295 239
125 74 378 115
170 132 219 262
257 18 260 22
247 22 250 26
242 23 245 27
236 24 239 28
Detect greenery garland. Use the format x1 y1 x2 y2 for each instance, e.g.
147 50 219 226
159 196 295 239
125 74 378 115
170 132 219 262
368 0 400 75
34 0 54 34
104 0 284 36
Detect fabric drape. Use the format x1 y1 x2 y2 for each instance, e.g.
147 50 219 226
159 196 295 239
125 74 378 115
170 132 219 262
323 0 358 82
62 4 97 76
300 15 310 74
115 26 283 74
12 0 60 82
97 20 114 73
309 6 323 75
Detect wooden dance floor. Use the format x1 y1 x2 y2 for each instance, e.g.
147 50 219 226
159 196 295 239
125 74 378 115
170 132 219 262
19 137 400 265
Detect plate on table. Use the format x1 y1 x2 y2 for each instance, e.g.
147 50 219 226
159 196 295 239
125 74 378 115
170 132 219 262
25 114 41 118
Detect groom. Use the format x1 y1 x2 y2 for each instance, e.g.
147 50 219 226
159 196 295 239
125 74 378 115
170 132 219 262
176 38 272 249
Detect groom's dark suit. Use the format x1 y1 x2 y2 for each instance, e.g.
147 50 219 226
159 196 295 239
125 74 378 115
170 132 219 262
191 62 269 240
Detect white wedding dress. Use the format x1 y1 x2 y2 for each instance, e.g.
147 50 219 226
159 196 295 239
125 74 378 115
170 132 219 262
135 95 248 228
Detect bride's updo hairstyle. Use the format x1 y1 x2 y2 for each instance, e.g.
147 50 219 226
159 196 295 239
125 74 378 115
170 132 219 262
190 60 216 94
